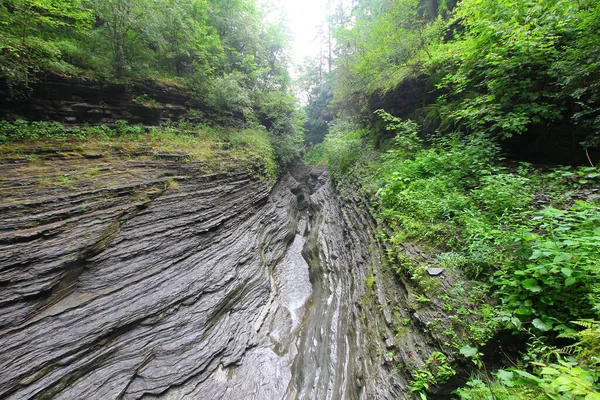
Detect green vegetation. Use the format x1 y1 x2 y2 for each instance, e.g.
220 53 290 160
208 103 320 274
323 0 600 148
0 0 304 169
411 351 457 396
0 120 278 179
302 0 600 397
319 112 600 398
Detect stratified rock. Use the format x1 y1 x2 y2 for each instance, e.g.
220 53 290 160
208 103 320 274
0 150 300 399
1 151 466 400
0 73 191 125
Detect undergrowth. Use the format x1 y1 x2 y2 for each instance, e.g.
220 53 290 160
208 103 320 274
316 110 600 399
0 120 278 180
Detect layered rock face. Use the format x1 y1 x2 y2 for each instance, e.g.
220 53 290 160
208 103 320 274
0 151 279 398
0 74 191 126
0 148 399 399
1 142 481 399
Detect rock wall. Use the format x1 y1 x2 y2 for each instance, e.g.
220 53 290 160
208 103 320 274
285 166 395 399
0 74 193 126
0 149 283 398
0 146 476 399
0 147 393 399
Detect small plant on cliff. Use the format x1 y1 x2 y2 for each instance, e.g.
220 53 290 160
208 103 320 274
365 274 376 290
132 93 159 107
411 351 456 397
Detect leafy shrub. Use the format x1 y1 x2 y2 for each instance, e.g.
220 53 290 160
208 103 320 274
0 120 66 142
437 252 468 270
113 120 145 137
473 174 533 217
256 91 306 168
374 109 421 155
204 72 253 123
494 202 600 330
323 119 367 177
434 0 576 138
304 143 326 166
454 374 546 399
411 351 456 396
375 134 497 246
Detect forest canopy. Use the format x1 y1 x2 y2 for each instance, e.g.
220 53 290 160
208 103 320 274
301 0 600 153
0 0 305 166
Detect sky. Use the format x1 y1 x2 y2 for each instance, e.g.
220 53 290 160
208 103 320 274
264 0 329 64
283 0 327 63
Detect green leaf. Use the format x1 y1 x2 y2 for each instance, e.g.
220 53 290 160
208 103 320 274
554 376 572 386
529 250 542 259
515 307 533 316
532 318 552 332
565 277 577 286
513 369 543 383
522 278 542 292
523 232 537 241
540 367 560 375
560 267 572 277
553 253 573 263
496 369 515 386
510 317 522 329
460 345 478 358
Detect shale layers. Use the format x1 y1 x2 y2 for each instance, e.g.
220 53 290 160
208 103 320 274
0 147 394 399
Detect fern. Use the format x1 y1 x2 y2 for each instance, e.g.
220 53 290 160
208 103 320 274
571 319 597 330
559 344 580 356
557 320 600 366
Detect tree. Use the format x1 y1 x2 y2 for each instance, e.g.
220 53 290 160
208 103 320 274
208 0 260 74
0 0 91 93
1 0 90 45
297 56 334 143
86 0 153 76
153 0 223 78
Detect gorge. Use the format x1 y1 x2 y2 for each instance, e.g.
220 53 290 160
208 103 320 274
0 142 476 399
2 0 600 398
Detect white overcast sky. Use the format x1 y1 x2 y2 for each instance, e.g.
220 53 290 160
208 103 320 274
284 0 327 62
262 0 328 64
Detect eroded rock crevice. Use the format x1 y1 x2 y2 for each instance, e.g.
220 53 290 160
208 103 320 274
0 154 467 399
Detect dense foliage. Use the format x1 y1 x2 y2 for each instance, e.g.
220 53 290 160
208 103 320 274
304 0 600 398
0 0 305 168
310 111 600 399
435 0 600 144
317 0 600 147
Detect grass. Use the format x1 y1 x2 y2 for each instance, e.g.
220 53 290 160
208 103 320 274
0 120 278 181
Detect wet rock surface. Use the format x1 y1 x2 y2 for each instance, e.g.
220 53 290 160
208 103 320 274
0 148 395 399
0 148 473 399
